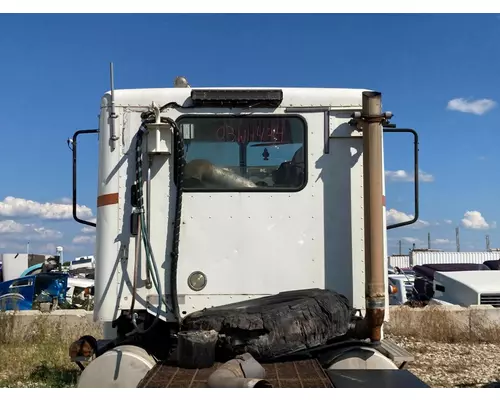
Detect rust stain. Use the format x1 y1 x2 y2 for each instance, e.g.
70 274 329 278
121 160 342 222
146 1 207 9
382 195 386 207
97 193 119 208
365 307 385 343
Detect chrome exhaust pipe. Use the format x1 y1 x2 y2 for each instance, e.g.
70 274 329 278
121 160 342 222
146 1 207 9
207 353 272 388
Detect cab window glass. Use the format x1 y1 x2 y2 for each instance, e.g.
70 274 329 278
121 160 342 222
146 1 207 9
177 116 307 191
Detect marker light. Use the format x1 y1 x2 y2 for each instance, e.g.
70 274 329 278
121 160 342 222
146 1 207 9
188 271 207 291
174 76 190 88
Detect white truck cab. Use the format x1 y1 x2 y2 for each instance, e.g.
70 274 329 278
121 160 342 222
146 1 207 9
68 77 425 388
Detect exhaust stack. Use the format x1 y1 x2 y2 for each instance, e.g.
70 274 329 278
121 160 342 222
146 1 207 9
362 91 386 343
351 91 387 343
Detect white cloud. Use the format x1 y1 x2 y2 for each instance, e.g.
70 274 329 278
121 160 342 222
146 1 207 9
386 208 429 228
385 170 434 183
447 98 496 115
0 241 26 252
43 243 88 254
72 235 96 245
0 237 93 257
418 171 435 183
0 219 62 241
57 197 73 205
395 237 452 250
461 211 494 230
0 228 63 254
0 242 75 255
0 220 25 234
32 227 63 241
0 196 93 220
387 209 412 224
81 218 97 233
444 219 453 225
385 170 411 182
401 237 421 244
34 243 59 254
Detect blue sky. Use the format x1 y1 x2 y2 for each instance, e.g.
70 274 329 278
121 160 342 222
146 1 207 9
0 13 499 261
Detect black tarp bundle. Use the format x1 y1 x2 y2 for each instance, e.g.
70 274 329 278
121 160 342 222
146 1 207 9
180 288 353 362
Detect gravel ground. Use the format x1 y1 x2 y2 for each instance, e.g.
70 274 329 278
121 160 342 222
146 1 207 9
390 335 500 388
1 311 499 388
1 336 499 387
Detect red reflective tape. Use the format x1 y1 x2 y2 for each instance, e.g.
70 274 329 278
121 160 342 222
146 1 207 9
97 193 119 207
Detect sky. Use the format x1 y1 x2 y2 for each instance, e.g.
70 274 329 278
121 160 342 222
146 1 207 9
0 13 499 262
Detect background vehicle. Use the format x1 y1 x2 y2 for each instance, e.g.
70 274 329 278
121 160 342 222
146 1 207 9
0 273 68 312
388 270 416 305
412 263 491 304
432 270 500 307
69 256 95 271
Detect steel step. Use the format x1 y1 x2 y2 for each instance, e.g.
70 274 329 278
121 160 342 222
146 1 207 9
137 358 332 388
378 338 414 365
327 369 429 388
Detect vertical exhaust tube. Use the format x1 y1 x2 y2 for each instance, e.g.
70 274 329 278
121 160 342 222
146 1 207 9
362 91 385 343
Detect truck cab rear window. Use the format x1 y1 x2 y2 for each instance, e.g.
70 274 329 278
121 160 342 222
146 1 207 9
177 116 307 191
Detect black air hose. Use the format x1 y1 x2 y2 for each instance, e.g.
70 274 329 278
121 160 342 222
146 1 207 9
165 115 185 324
128 123 164 336
132 113 184 331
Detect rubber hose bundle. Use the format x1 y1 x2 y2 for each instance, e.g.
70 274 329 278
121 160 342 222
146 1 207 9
133 113 185 329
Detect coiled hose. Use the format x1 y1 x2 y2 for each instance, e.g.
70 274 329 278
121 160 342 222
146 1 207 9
129 113 184 334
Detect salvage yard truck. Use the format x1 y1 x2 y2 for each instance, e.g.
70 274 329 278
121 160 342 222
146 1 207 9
68 72 428 388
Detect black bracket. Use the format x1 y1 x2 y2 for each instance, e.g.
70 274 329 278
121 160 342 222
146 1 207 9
348 111 394 128
383 127 420 230
69 129 99 228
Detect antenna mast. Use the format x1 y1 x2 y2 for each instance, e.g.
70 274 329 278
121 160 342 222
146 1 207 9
109 62 119 145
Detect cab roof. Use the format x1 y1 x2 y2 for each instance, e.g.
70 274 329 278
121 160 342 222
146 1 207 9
102 87 373 109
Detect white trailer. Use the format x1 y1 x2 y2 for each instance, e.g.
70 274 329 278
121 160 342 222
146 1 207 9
66 75 427 388
411 251 500 267
388 255 410 271
69 256 95 271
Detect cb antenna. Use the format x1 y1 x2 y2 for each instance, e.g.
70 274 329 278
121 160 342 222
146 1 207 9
109 62 119 144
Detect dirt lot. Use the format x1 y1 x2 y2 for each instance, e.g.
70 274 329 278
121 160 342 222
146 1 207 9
0 308 499 388
387 305 500 387
389 336 500 388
